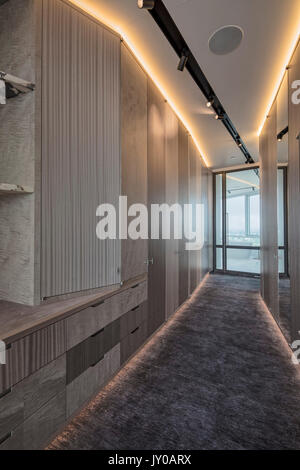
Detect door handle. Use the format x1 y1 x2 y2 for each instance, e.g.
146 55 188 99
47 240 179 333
144 258 154 266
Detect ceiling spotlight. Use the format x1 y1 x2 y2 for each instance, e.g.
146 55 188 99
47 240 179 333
277 137 282 142
238 140 242 148
137 0 155 9
215 113 224 120
177 52 189 72
206 98 214 108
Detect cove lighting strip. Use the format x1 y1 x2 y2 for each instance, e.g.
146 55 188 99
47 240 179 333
68 0 209 167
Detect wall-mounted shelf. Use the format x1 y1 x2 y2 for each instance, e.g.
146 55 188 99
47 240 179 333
0 183 33 195
0 71 35 104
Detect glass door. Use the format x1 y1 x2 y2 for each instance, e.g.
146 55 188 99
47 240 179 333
225 168 261 274
214 167 288 276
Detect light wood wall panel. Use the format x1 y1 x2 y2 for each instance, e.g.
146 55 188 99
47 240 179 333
121 44 148 282
147 80 166 335
259 102 279 319
41 0 121 298
165 103 179 318
0 0 40 305
200 165 212 281
288 40 300 341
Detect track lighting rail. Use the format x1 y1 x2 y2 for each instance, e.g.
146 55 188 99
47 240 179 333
138 0 254 164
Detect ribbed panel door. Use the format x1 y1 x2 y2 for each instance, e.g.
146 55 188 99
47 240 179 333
41 0 121 298
259 102 279 320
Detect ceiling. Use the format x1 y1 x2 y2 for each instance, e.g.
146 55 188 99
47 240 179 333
71 0 300 168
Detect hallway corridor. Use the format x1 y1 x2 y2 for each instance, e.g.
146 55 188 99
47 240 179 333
49 274 300 450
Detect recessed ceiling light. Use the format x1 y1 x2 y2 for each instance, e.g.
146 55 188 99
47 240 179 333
209 26 244 55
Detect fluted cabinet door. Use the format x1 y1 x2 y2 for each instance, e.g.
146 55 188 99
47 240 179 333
41 0 121 298
259 102 279 319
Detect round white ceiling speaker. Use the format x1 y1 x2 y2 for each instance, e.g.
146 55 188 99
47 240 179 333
209 25 244 55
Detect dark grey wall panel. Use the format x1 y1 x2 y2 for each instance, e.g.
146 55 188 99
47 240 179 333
41 0 121 298
121 44 148 282
259 102 279 319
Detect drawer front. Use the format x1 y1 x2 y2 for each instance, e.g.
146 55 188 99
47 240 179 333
66 343 120 418
120 302 147 340
120 321 148 365
22 354 66 420
0 390 66 451
0 386 24 441
66 317 121 385
66 281 147 349
0 355 66 441
0 344 13 394
0 321 66 392
23 391 66 450
0 426 24 450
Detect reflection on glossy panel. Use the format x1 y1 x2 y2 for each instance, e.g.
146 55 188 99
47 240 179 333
226 248 260 274
216 247 223 270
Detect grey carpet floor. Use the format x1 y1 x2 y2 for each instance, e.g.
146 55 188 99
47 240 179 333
48 274 300 450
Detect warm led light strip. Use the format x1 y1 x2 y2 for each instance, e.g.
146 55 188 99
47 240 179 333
227 174 259 190
68 0 209 167
258 28 300 136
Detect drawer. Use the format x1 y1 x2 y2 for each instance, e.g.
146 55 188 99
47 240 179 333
0 321 66 392
120 321 148 365
66 281 147 349
0 426 24 450
23 391 66 450
66 318 120 385
66 343 120 418
0 385 24 442
0 355 66 441
0 391 67 451
120 302 147 340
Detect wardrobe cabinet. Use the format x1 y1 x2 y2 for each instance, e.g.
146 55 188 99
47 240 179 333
121 44 148 283
0 0 212 450
147 80 166 336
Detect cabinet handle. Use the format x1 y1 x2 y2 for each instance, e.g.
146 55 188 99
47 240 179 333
91 328 104 338
131 305 140 312
144 258 154 266
0 387 12 400
131 284 139 289
0 432 12 446
92 300 105 308
131 326 139 335
90 356 104 368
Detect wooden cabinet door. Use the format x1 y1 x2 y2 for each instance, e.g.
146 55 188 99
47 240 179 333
147 80 166 336
165 103 180 318
178 123 190 305
121 44 148 282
